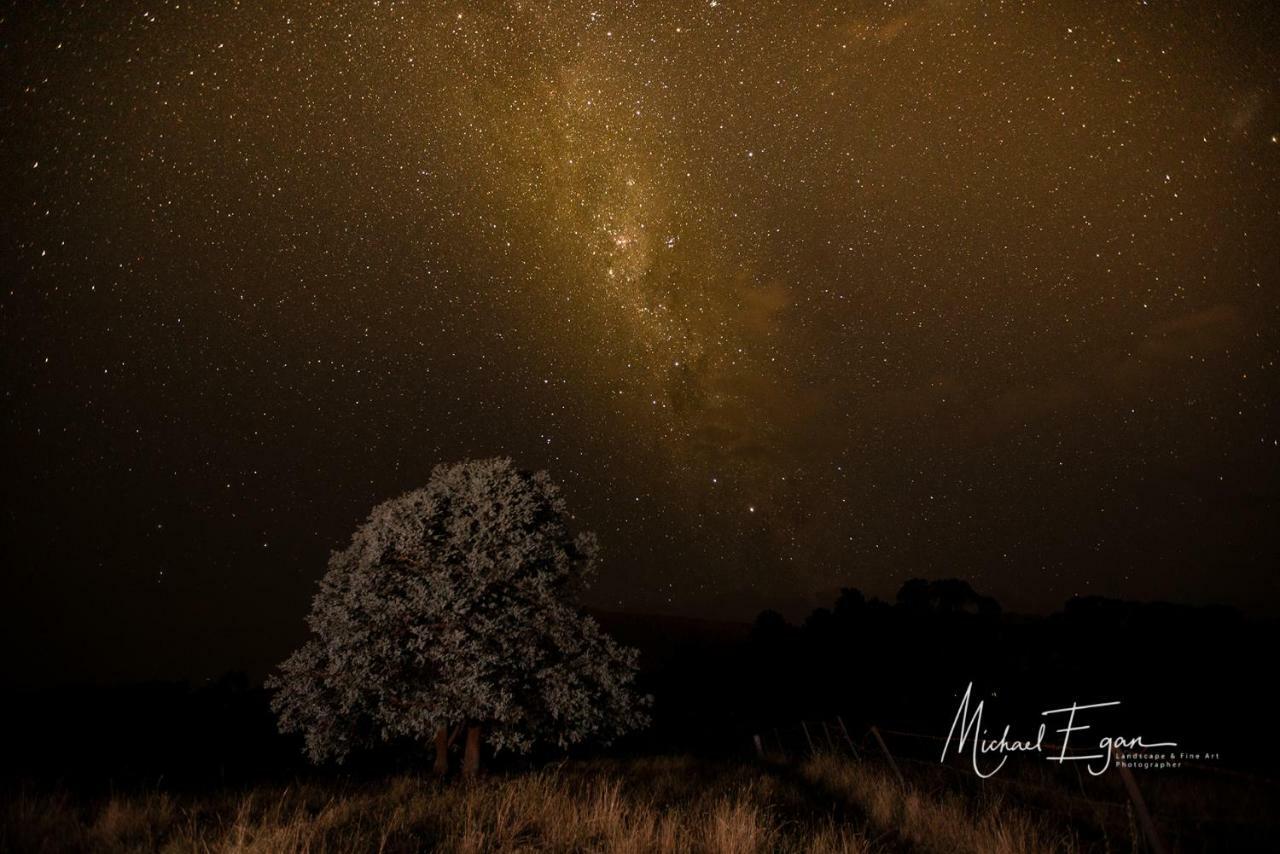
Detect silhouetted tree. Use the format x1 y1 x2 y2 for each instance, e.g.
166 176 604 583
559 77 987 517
803 607 836 636
750 609 791 645
897 578 1001 616
267 458 649 776
832 587 866 621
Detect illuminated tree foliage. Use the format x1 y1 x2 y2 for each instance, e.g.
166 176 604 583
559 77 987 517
267 458 648 774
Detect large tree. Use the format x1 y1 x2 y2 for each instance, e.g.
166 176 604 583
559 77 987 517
267 458 648 776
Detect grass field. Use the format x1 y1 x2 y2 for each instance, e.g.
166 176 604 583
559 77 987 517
6 752 1275 852
2 754 1108 853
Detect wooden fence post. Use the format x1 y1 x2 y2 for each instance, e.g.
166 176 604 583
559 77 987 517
836 715 860 759
753 734 765 759
870 725 906 789
1117 764 1168 854
801 721 817 756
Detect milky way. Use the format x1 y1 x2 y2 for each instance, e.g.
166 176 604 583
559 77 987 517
2 0 1278 681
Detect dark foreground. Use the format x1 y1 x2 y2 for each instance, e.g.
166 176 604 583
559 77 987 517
5 754 1275 853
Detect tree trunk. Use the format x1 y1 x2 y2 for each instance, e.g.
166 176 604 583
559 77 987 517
433 726 449 777
462 723 482 780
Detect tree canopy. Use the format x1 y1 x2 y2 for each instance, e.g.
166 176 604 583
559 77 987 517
268 457 649 768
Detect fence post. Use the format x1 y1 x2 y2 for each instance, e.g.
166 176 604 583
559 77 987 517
801 721 817 756
752 734 765 759
1117 764 1168 854
836 715 860 759
870 725 907 789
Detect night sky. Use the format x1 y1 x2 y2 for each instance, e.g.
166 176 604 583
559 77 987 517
3 1 1278 684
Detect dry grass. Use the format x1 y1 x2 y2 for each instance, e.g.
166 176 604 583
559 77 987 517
800 755 1080 853
2 756 1089 853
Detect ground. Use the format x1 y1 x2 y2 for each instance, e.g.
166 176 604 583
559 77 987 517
9 753 1254 853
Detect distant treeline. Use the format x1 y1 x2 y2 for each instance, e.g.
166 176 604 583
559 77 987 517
5 579 1273 788
615 579 1272 771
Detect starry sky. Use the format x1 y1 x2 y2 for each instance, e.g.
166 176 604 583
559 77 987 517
2 1 1278 682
